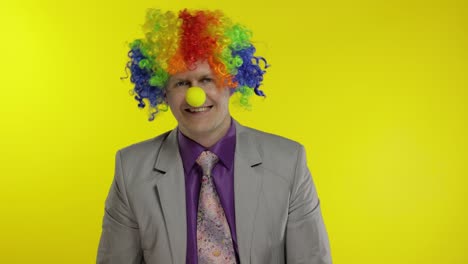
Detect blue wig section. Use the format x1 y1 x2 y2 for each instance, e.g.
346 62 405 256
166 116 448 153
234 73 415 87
233 45 269 96
127 47 166 109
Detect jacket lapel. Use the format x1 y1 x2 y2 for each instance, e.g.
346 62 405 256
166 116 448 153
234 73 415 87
153 129 187 264
233 121 263 264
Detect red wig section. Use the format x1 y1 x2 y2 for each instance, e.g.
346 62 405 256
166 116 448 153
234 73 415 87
179 10 217 68
172 9 237 89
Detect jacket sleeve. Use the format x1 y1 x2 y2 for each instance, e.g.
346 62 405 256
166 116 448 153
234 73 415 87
97 150 144 264
286 145 332 264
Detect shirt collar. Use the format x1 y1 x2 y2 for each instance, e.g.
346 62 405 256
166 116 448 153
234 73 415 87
177 118 236 175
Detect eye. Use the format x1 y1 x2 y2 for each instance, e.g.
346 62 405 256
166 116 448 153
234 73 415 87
175 81 190 87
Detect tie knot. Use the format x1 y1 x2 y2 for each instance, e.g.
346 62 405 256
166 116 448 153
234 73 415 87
196 151 219 176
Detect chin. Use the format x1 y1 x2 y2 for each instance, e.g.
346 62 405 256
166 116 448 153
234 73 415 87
181 122 214 135
178 113 229 136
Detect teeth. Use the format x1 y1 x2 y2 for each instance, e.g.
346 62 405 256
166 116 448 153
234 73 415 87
188 107 210 113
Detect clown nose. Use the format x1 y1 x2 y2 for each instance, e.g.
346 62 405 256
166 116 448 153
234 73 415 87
185 86 206 107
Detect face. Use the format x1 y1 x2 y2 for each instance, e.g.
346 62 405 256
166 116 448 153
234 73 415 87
165 60 231 140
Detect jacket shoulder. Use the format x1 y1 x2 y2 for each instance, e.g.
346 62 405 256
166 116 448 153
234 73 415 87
239 125 308 189
116 130 172 164
241 125 303 154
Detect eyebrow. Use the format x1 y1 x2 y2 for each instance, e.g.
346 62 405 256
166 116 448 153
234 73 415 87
199 74 215 79
171 74 214 82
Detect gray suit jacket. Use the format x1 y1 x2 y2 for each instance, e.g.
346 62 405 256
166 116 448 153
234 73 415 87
97 121 332 264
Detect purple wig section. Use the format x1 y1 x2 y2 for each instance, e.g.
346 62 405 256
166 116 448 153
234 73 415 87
233 45 269 96
127 47 165 108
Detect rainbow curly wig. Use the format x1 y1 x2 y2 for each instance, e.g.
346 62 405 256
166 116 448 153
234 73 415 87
126 9 269 121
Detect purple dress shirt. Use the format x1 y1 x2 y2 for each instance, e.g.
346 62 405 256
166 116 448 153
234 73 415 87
177 119 239 264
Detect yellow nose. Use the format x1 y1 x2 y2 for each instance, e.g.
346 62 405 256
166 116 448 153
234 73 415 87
185 86 206 107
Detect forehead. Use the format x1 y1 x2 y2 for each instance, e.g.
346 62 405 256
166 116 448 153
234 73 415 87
169 61 214 80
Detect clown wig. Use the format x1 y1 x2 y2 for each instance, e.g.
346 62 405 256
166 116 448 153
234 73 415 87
126 9 269 121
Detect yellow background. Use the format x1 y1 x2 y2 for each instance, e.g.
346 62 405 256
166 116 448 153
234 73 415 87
1 0 466 263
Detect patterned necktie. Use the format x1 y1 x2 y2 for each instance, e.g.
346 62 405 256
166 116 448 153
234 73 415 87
196 151 236 264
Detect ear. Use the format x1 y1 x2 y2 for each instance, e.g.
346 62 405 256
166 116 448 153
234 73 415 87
163 90 168 103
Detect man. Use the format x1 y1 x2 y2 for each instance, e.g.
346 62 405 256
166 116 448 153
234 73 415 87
97 9 332 264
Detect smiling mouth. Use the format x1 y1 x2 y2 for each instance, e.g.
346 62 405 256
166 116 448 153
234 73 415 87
185 106 213 113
